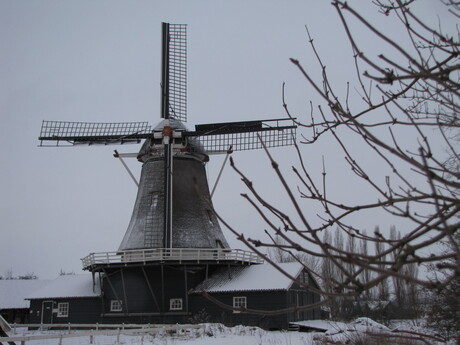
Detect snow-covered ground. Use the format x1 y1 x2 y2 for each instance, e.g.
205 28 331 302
4 319 448 345
6 324 316 345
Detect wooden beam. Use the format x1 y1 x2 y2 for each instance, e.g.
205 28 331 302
102 269 123 314
141 267 160 312
184 266 188 313
161 265 165 312
120 269 129 315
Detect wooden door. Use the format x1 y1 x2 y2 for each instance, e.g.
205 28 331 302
41 301 53 324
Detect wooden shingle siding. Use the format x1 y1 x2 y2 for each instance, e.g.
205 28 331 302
28 298 102 324
101 265 210 315
190 291 289 330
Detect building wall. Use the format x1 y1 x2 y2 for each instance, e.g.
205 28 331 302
0 308 29 324
28 298 102 324
101 264 212 316
288 269 322 322
190 291 289 330
286 289 321 322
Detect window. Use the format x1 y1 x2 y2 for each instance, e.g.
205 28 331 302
57 303 69 317
301 271 309 284
206 209 214 224
169 298 183 311
110 300 123 312
233 296 247 313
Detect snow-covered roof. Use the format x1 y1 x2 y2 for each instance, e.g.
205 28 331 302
26 274 101 300
191 262 304 293
0 280 51 309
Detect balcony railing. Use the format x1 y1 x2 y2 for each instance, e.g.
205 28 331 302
81 248 263 269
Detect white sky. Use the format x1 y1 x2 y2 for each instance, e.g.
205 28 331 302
0 0 452 279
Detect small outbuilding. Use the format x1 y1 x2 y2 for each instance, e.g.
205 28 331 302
0 279 50 323
27 274 101 324
190 262 321 330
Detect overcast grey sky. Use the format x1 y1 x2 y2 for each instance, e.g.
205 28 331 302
0 0 452 279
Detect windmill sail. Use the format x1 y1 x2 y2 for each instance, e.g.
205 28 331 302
161 23 187 122
186 118 296 153
38 121 151 146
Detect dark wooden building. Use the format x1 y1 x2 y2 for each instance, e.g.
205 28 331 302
27 275 101 324
190 262 321 330
25 261 321 329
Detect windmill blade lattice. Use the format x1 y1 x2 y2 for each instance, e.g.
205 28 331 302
186 118 296 153
38 120 152 146
162 23 187 122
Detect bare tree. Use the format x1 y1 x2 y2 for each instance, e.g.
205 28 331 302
426 233 460 343
222 0 460 309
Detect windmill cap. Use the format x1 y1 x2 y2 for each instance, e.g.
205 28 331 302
137 118 207 161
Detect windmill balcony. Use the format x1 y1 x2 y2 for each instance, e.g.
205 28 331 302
81 248 264 270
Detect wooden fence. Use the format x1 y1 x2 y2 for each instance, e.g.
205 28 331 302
0 323 204 345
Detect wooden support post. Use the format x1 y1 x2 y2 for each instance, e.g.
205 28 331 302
161 264 165 312
184 266 189 313
98 273 105 316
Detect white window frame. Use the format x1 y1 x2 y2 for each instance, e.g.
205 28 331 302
169 298 183 311
110 300 123 312
57 302 69 317
233 296 247 313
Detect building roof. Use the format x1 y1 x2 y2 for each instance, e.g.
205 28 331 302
191 262 304 293
26 274 101 300
0 280 51 309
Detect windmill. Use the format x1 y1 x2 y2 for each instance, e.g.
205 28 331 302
37 22 299 323
39 23 296 256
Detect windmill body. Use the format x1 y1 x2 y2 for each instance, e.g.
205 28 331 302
119 118 230 251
